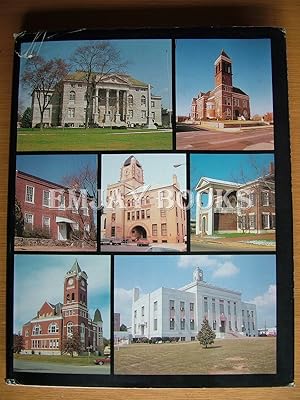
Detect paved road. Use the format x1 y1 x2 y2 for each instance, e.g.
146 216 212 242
176 124 274 150
100 244 149 252
14 359 110 374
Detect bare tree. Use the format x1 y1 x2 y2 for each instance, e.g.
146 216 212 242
71 41 127 128
22 56 69 130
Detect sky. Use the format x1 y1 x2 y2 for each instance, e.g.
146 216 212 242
16 154 97 188
14 255 111 338
176 39 273 116
114 254 276 329
101 153 186 206
18 39 172 110
190 153 274 219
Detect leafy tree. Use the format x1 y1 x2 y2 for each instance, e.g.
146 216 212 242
15 198 24 236
13 333 24 353
22 56 69 130
120 324 127 332
71 41 127 128
197 319 216 348
21 107 33 128
62 330 83 357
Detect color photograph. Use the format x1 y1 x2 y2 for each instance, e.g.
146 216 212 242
17 39 172 151
190 153 276 252
15 154 97 252
13 255 111 374
100 153 187 253
114 254 276 375
176 39 274 150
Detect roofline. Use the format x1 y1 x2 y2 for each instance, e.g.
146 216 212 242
16 170 67 190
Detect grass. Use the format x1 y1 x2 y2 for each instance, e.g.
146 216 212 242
14 353 96 366
17 128 172 151
211 232 273 238
114 337 276 375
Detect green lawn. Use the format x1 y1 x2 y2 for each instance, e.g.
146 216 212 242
14 353 96 366
115 337 276 375
17 128 172 151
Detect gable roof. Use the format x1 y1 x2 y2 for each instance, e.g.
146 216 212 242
65 71 148 88
233 86 248 96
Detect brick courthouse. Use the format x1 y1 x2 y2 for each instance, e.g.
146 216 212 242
21 260 103 355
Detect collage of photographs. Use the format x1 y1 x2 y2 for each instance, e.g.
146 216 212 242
7 30 293 387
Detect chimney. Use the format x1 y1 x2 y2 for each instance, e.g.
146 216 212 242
173 174 178 185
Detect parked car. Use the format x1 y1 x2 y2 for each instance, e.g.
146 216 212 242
100 238 112 245
136 239 150 247
94 356 111 365
111 238 122 245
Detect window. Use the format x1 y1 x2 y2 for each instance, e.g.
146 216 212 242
24 213 34 229
251 311 254 318
249 192 256 206
224 97 231 105
170 318 175 330
32 324 41 335
141 210 145 219
43 216 50 231
127 212 130 221
154 319 158 330
146 196 150 204
129 110 133 118
242 310 245 317
141 306 144 316
234 98 240 106
69 91 76 103
48 323 59 333
249 214 256 229
134 310 137 318
128 95 133 106
169 300 175 310
234 302 237 315
141 110 146 119
262 191 270 206
154 301 158 312
136 211 140 220
180 319 185 330
44 108 50 118
151 101 155 107
152 224 157 236
212 299 216 314
141 95 146 106
146 209 150 219
25 185 35 203
112 213 116 222
132 211 135 220
161 223 167 236
219 300 224 314
226 108 231 116
190 303 194 311
67 322 73 336
59 194 65 209
43 190 51 207
262 213 270 229
151 111 155 120
227 301 231 315
180 301 185 311
160 209 166 217
190 320 195 330
229 321 232 330
213 320 216 330
204 297 208 313
68 108 75 118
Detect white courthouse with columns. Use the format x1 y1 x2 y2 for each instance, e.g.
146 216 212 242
31 72 162 128
132 267 257 341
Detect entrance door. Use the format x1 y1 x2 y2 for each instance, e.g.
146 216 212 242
220 320 226 333
58 223 67 240
202 216 206 234
141 325 145 336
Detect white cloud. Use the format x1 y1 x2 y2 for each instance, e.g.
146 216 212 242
213 261 239 278
249 284 277 328
114 288 133 328
178 255 219 268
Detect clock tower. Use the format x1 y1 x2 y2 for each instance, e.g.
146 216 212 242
120 155 144 188
214 50 233 88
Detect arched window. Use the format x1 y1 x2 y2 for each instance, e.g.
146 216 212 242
128 95 133 106
146 196 150 204
141 95 146 106
80 323 85 343
32 324 41 335
132 199 135 207
66 293 70 302
48 323 59 333
127 199 131 207
71 293 75 301
69 91 76 103
67 322 73 336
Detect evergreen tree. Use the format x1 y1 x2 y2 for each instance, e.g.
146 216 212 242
15 198 24 236
61 331 83 357
13 333 24 353
197 318 216 348
21 107 32 128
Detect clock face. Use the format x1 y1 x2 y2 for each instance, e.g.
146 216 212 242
68 278 74 285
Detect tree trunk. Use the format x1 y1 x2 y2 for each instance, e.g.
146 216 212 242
39 113 44 131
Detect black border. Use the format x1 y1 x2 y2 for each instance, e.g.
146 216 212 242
6 26 294 388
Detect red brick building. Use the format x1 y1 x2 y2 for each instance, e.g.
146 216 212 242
22 260 103 355
191 50 251 121
16 170 95 241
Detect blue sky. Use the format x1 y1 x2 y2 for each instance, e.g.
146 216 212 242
16 154 97 187
190 153 274 219
14 255 111 338
101 153 186 205
176 39 273 116
19 39 172 110
114 254 276 329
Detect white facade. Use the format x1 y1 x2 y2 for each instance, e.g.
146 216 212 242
31 73 162 128
132 267 257 341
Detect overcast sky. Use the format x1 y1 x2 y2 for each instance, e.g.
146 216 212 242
114 254 276 330
14 255 111 338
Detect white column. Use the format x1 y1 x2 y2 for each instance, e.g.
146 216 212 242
104 89 110 124
195 191 200 235
207 187 214 235
147 84 157 129
115 89 121 124
123 91 127 123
